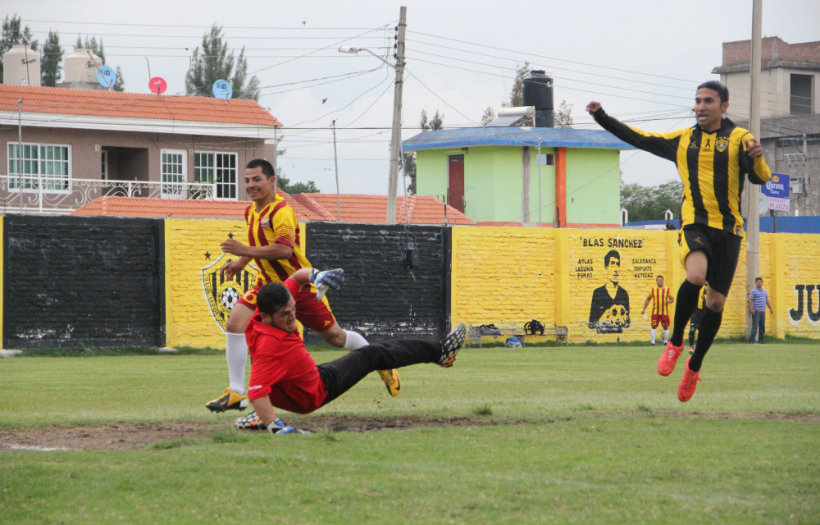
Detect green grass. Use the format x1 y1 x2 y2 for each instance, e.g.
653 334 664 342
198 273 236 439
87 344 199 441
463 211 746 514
1 343 818 524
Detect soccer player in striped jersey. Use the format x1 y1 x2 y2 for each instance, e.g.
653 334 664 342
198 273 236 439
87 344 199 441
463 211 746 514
641 275 674 345
207 159 400 426
587 80 772 402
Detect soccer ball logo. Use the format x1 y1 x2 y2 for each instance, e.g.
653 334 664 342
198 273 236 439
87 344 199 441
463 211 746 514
600 304 628 328
221 287 239 310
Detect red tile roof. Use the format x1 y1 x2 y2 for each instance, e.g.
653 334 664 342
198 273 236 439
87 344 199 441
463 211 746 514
0 84 281 127
72 191 324 221
73 193 474 225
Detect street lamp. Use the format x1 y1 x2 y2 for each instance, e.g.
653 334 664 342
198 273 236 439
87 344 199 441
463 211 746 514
337 6 406 224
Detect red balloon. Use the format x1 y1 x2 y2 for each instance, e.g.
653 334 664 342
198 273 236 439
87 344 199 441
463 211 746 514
149 77 167 94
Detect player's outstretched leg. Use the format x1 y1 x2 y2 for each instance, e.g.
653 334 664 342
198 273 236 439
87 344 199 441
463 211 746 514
439 322 467 368
349 329 401 397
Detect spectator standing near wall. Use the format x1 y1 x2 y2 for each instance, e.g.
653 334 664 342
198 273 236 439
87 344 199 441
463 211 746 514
748 277 773 344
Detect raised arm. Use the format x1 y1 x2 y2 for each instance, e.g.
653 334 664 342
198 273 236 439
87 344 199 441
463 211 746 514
587 101 682 162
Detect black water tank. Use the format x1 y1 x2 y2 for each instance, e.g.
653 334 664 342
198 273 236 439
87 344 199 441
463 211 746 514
523 70 554 127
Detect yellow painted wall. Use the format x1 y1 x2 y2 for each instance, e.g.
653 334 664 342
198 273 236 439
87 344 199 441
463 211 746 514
450 227 820 343
165 218 256 348
451 227 558 339
164 218 310 348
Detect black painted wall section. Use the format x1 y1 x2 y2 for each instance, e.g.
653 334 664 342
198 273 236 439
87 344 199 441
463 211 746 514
305 223 450 342
3 215 164 349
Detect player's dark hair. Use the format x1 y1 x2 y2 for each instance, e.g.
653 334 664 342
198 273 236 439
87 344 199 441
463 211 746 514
257 283 291 315
604 249 620 267
656 275 664 280
755 276 763 282
246 158 276 179
697 80 729 104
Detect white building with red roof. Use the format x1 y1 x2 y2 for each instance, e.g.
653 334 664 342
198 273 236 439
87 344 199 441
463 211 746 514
0 84 281 213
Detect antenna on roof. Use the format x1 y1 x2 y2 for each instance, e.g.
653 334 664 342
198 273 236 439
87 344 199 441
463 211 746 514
149 76 167 95
96 65 116 91
87 49 115 92
212 79 232 103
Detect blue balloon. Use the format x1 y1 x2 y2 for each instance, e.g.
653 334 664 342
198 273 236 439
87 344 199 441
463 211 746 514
96 65 117 88
212 80 233 100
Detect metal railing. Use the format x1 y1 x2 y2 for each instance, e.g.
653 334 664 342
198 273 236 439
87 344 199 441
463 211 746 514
0 174 222 214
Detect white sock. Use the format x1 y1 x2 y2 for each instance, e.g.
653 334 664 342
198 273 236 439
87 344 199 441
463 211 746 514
663 329 669 344
650 328 656 344
226 332 248 394
343 330 369 350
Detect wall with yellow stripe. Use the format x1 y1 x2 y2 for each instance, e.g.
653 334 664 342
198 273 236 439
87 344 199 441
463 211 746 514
165 218 256 348
451 227 819 343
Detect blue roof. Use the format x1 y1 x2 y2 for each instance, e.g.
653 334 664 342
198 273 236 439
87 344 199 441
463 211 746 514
403 126 633 151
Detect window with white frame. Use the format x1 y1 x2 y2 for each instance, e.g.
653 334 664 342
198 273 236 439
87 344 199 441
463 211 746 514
194 151 238 199
161 149 186 198
7 142 71 191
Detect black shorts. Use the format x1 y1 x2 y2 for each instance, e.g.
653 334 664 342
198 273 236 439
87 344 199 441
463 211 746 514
678 223 741 296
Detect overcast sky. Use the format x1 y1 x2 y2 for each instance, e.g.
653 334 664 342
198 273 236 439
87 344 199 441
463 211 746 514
4 0 819 199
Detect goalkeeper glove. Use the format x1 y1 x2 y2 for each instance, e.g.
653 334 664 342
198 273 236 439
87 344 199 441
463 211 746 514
309 268 344 301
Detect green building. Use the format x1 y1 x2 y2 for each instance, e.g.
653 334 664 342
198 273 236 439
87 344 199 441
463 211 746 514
403 126 633 226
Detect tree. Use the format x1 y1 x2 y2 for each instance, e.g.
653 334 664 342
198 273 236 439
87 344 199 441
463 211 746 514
1 15 38 82
276 173 318 194
409 110 444 193
74 35 125 91
506 62 531 107
420 109 444 131
403 151 417 194
621 180 683 222
554 100 574 128
185 24 260 100
41 30 63 87
480 107 496 126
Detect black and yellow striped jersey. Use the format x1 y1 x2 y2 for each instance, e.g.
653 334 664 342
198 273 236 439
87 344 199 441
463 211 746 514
593 109 771 237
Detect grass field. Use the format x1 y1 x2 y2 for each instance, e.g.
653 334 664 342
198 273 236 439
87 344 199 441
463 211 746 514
1 342 818 524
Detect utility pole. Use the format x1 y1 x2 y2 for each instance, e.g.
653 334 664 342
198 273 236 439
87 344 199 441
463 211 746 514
745 0 763 338
386 6 406 224
332 120 341 221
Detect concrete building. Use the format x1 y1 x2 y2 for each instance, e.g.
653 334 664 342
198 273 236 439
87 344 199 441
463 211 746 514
713 37 820 216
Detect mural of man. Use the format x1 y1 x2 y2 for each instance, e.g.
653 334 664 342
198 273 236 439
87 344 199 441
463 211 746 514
588 249 631 333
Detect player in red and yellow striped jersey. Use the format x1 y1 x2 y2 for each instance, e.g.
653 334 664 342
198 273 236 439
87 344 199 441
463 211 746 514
207 159 400 425
641 275 675 345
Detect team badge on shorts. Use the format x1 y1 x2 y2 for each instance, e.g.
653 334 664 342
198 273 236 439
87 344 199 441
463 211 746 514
201 253 258 333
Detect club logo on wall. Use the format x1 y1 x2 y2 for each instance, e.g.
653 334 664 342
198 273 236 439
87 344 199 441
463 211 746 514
201 253 258 333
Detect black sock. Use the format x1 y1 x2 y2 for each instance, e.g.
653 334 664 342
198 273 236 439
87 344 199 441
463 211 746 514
671 280 701 346
689 308 722 372
688 326 696 348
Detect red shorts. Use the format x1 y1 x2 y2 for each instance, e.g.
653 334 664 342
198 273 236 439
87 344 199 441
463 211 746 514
651 314 670 329
237 280 336 333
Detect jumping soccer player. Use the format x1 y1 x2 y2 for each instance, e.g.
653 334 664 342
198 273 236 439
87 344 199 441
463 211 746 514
206 159 399 429
641 275 674 345
588 80 772 401
247 267 467 433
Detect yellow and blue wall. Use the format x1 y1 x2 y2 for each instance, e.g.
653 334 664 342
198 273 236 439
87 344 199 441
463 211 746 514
1 215 817 349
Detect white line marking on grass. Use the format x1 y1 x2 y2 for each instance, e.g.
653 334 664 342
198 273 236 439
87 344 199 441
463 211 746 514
4 443 73 452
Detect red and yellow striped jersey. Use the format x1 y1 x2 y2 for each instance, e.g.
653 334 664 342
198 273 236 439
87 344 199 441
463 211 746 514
646 286 673 316
245 194 311 284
